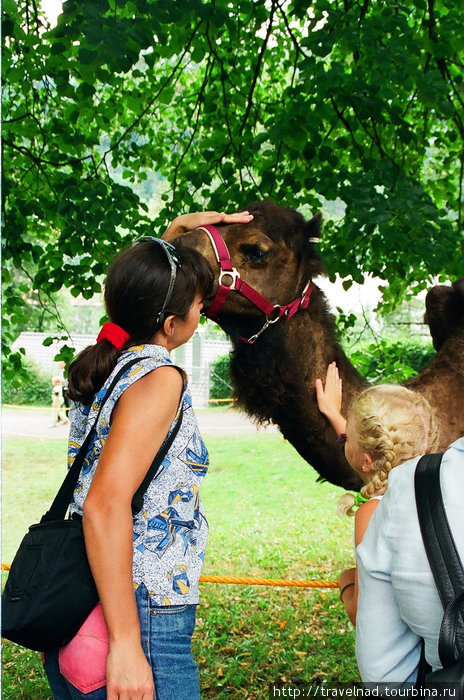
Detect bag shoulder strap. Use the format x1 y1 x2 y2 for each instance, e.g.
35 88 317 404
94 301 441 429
415 453 464 605
43 356 183 521
415 452 464 666
130 406 183 516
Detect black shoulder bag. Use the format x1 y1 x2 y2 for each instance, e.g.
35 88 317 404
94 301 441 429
2 357 183 652
415 453 464 697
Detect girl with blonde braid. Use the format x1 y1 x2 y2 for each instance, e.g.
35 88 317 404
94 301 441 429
315 362 439 626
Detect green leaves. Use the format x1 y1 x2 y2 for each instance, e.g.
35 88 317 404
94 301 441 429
349 339 436 384
4 0 463 378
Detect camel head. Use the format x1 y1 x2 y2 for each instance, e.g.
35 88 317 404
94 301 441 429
165 201 325 326
164 203 464 490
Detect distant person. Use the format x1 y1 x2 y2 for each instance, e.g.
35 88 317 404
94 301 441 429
315 362 438 624
58 360 71 412
49 374 68 427
42 210 253 700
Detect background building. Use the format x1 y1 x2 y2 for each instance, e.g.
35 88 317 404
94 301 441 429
12 330 232 408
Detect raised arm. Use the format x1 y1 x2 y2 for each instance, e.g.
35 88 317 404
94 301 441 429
163 210 254 240
315 361 347 436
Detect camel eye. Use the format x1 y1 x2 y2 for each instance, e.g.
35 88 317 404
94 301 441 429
241 245 270 264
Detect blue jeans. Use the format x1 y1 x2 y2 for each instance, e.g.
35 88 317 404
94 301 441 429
44 585 199 700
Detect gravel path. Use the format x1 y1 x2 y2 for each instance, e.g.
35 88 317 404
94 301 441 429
2 405 277 439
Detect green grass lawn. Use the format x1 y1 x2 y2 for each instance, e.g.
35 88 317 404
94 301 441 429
2 433 359 699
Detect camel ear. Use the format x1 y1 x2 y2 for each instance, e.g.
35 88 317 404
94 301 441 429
301 212 325 278
305 212 322 243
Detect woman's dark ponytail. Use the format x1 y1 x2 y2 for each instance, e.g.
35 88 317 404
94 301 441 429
67 341 119 405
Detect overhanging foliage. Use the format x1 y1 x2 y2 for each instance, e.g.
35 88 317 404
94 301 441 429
3 0 463 375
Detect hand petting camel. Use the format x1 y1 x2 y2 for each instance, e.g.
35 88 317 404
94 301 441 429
315 362 346 439
165 200 464 490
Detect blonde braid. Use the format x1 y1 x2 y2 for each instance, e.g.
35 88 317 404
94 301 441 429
337 493 356 517
353 385 438 501
337 384 439 515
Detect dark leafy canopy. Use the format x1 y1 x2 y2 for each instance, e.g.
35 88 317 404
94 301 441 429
3 0 463 374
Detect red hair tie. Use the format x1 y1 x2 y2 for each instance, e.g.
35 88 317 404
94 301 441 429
96 322 130 350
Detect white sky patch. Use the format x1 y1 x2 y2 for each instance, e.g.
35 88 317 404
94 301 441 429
316 275 382 315
41 0 62 26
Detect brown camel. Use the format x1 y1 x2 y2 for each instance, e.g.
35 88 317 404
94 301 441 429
166 201 464 490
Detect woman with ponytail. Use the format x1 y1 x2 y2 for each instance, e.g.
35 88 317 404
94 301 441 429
315 362 438 625
43 210 253 700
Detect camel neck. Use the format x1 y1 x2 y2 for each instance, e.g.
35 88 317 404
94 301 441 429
227 301 365 489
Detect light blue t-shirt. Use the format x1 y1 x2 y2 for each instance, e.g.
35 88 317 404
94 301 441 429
356 437 464 685
68 344 209 606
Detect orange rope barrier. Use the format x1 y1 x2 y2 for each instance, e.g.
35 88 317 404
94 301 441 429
199 574 337 588
2 563 336 588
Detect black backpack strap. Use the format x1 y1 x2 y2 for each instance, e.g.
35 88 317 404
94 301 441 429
415 640 431 685
43 357 147 521
415 452 464 667
43 355 184 521
439 590 464 666
130 407 183 516
415 453 464 604
131 364 186 515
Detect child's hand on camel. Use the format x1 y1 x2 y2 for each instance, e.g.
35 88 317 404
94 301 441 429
315 362 346 436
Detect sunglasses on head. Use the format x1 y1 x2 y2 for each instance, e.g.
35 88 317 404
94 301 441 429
132 236 182 325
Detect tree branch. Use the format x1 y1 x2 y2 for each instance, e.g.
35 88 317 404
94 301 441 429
268 42 300 196
458 151 463 235
3 137 92 168
238 1 276 139
99 21 204 169
329 97 366 163
358 0 370 24
205 29 235 148
3 113 34 124
30 0 46 34
275 0 309 60
18 262 73 338
426 0 446 75
171 55 214 203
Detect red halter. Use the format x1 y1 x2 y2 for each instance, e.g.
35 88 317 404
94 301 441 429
196 225 314 345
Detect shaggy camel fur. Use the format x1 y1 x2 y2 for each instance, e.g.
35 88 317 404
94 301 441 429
166 201 464 490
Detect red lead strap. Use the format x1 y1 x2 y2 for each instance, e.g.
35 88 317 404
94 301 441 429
196 225 314 344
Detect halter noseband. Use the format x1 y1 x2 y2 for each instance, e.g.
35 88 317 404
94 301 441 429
196 224 314 345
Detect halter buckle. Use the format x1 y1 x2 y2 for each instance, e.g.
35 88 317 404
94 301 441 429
243 306 282 345
267 305 282 323
219 268 240 290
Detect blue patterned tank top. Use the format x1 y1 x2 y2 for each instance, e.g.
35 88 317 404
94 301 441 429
68 344 209 606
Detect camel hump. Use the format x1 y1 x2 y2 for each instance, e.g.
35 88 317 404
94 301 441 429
425 277 464 351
